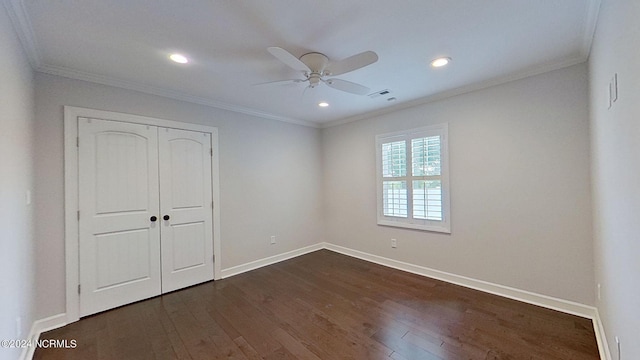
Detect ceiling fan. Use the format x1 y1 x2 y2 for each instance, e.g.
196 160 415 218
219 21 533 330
260 47 378 95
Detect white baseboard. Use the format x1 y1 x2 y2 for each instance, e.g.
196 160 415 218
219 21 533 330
221 242 597 318
20 313 67 360
324 243 597 318
593 309 612 360
324 243 610 358
325 243 596 319
31 242 609 360
220 243 324 278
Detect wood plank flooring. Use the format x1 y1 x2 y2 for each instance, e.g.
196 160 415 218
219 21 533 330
34 250 599 359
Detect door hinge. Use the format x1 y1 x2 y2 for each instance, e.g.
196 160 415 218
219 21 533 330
213 254 215 262
77 210 80 220
210 148 213 156
77 284 81 294
211 201 214 210
76 137 79 147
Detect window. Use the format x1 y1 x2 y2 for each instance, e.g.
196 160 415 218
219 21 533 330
376 124 450 233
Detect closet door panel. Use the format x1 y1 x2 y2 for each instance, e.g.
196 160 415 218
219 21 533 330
159 128 214 293
78 118 161 316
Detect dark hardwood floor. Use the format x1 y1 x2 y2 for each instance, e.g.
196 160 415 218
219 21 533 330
34 250 599 359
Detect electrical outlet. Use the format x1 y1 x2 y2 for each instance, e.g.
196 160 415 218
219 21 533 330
391 238 397 248
270 235 276 245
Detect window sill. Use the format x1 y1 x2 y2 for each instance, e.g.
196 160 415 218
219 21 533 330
377 219 451 234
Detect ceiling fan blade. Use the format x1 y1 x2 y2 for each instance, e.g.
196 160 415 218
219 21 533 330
267 47 310 72
324 78 370 95
326 51 378 76
254 79 305 86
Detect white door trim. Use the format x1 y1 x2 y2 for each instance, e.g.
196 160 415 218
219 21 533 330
64 106 221 324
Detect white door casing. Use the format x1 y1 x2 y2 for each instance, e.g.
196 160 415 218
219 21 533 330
71 110 219 318
65 107 221 323
159 128 214 293
78 118 162 316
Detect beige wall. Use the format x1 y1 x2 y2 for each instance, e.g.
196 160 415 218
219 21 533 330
10 4 639 356
33 73 324 319
32 61 597 331
322 63 594 305
0 4 36 359
589 0 640 358
29 32 599 335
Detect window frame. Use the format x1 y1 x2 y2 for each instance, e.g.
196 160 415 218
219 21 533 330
375 123 451 233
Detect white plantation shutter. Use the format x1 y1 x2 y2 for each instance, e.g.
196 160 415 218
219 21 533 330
381 140 408 217
411 136 442 221
412 180 442 220
381 140 406 177
375 124 450 233
382 180 407 217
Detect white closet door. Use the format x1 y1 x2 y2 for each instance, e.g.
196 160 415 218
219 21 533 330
78 118 161 316
159 128 214 293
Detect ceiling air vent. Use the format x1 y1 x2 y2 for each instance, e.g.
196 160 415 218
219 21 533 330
368 89 392 99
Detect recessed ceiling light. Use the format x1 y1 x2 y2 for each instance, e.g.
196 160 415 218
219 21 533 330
430 57 451 68
318 102 329 107
169 53 189 64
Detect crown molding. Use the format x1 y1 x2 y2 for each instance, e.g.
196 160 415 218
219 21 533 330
581 0 602 60
321 54 588 129
37 63 319 128
4 1 318 128
6 0 600 131
3 0 41 68
319 0 602 129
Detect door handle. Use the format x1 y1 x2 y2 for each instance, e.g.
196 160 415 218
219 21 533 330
150 216 157 222
163 215 170 221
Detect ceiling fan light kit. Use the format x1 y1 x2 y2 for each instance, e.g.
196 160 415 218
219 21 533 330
264 47 378 96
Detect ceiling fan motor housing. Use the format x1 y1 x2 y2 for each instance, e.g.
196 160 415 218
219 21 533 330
300 52 329 88
300 52 329 74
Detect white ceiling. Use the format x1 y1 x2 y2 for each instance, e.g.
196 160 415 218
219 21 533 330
8 0 600 126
